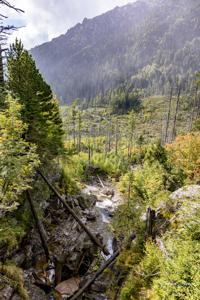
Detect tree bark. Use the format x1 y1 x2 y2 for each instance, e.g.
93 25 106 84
189 85 199 129
70 233 136 300
164 85 173 143
0 45 4 87
70 249 120 300
146 207 156 239
26 190 50 261
171 83 182 141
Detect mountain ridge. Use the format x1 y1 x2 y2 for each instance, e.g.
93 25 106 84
31 0 200 103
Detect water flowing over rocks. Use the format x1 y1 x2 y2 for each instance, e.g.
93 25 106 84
0 178 123 299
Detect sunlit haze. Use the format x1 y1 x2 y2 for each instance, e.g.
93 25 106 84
3 0 136 49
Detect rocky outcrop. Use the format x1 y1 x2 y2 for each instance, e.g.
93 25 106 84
170 185 200 202
169 185 200 220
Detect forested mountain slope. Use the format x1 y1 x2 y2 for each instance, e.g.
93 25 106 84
31 0 200 103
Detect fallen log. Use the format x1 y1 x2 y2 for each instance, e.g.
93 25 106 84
70 249 120 300
97 175 105 188
70 233 136 300
26 190 50 261
37 170 109 256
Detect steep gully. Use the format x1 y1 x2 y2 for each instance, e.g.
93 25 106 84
49 176 124 299
32 176 123 300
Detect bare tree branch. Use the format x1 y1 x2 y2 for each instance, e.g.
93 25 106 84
0 1 24 87
0 0 24 13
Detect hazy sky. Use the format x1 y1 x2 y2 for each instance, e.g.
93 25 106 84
3 0 136 49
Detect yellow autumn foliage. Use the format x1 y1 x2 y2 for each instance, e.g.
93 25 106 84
166 133 200 182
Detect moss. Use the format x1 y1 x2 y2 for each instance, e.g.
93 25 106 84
0 217 26 251
0 263 28 299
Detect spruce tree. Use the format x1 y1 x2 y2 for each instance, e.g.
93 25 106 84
7 39 64 159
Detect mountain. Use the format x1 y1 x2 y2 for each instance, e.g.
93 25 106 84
31 0 200 103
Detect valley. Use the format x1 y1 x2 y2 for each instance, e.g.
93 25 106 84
0 0 200 299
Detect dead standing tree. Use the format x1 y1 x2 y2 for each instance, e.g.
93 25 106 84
188 84 198 130
0 45 3 86
164 78 174 143
0 1 24 87
0 1 24 41
171 79 182 141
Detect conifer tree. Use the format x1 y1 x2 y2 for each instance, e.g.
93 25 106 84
7 39 64 160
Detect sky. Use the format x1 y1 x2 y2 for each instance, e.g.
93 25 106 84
2 0 136 49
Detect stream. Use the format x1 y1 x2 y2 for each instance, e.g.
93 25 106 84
1 180 123 300
82 181 123 259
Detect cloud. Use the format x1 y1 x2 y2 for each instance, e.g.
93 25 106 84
2 0 135 49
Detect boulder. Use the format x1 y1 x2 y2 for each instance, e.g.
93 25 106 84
168 185 200 221
77 193 97 210
83 209 97 221
11 284 48 300
49 214 97 277
55 277 80 299
170 185 200 201
0 286 14 300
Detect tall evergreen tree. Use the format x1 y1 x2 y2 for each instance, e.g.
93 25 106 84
7 39 64 159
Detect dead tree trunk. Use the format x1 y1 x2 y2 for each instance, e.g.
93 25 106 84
107 120 112 152
77 111 82 153
97 175 105 188
189 85 199 129
171 82 182 141
88 142 91 166
196 94 200 119
115 122 119 156
55 259 62 285
164 85 173 143
70 233 136 300
70 249 120 300
0 45 4 88
37 170 109 256
26 190 50 261
146 207 156 239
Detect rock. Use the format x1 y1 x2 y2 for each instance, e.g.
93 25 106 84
86 213 96 221
77 194 97 209
49 213 97 276
93 294 107 300
0 286 14 299
102 189 115 197
165 185 200 223
12 252 26 267
108 211 114 218
26 284 48 300
83 209 97 221
169 185 200 213
11 295 21 300
91 280 107 293
86 293 107 300
55 277 80 299
170 185 200 201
